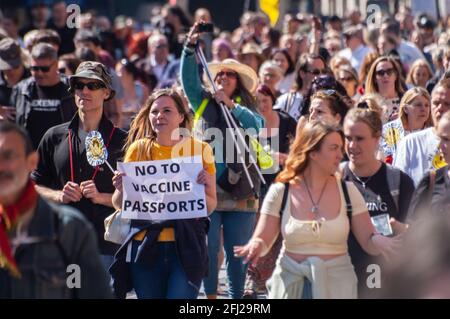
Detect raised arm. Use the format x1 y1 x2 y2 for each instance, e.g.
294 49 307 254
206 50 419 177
180 22 204 111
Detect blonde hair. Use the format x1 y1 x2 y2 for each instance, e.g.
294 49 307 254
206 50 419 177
398 87 432 129
276 120 344 183
124 88 192 153
344 108 383 138
365 56 405 96
406 59 433 86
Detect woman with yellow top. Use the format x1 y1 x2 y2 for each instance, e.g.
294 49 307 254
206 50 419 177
234 120 400 298
110 88 217 299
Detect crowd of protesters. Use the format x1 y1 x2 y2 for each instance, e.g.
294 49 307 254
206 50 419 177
1 1 450 299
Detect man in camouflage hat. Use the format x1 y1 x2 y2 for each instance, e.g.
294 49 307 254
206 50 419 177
68 61 116 100
32 61 127 271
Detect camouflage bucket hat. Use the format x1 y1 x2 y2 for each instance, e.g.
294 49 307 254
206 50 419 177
69 61 115 100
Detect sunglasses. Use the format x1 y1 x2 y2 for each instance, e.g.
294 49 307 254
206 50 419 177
74 81 106 91
58 67 67 74
30 65 53 73
216 71 238 78
375 68 395 77
307 68 326 76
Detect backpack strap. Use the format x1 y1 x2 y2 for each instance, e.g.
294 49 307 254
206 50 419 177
340 179 353 222
279 182 290 220
385 164 401 213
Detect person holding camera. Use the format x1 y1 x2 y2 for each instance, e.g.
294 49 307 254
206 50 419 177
341 108 414 297
180 21 264 299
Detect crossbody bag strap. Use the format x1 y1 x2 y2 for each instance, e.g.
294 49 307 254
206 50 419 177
340 179 353 222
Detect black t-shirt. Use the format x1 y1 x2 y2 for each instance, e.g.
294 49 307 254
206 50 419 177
342 162 415 297
260 111 297 193
31 113 127 255
408 166 450 220
27 82 67 149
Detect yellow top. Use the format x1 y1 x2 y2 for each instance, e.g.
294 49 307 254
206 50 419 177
260 177 367 255
125 137 216 241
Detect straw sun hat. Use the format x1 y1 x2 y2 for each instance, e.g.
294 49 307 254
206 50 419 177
204 58 259 94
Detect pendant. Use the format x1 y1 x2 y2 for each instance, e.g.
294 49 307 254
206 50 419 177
311 206 318 214
362 182 366 189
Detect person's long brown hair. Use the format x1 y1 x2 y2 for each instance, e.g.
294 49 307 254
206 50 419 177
124 88 192 153
276 120 344 183
365 56 406 96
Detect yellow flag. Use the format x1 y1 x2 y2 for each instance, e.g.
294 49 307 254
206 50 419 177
259 0 280 27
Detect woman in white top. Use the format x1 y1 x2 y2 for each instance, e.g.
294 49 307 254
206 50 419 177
380 87 432 164
234 120 399 299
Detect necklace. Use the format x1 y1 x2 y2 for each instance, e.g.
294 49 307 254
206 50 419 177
302 174 328 214
349 168 373 189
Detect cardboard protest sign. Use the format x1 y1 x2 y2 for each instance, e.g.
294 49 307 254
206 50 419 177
118 155 207 220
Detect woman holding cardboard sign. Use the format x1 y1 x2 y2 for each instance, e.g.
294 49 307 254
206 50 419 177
109 88 217 299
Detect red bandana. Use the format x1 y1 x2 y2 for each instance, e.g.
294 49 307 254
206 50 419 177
0 180 38 277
